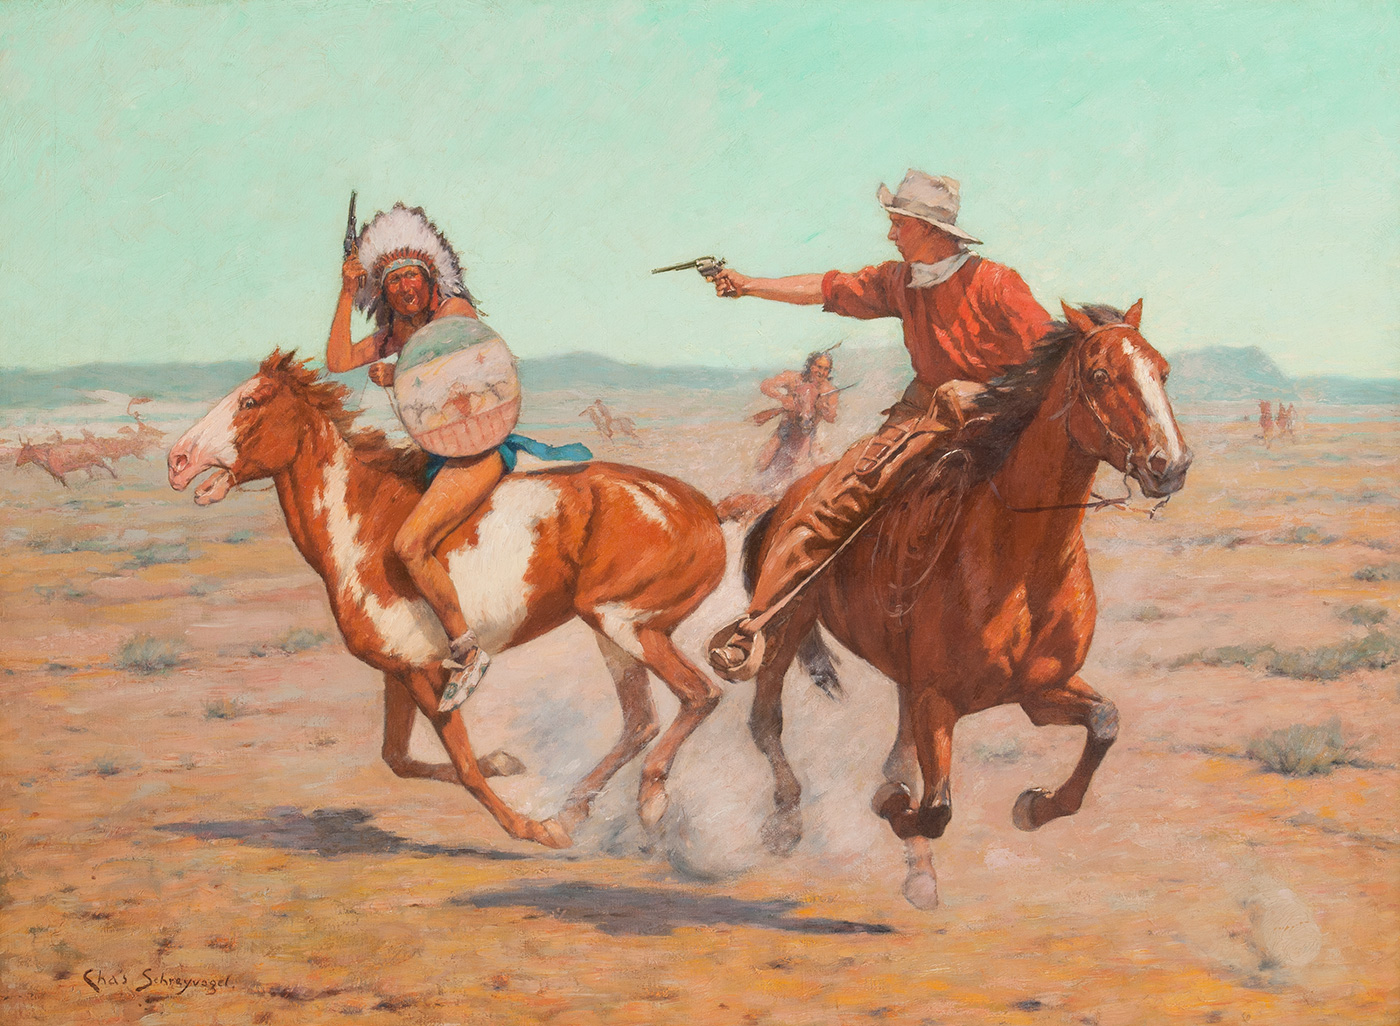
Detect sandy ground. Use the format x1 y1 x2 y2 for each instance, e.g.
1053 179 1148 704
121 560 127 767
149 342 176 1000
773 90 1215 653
1 399 1397 1025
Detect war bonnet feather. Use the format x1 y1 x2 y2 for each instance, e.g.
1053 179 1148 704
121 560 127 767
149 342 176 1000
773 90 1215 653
354 203 475 325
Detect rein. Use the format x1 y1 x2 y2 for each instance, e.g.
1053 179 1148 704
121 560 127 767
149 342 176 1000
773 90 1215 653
999 321 1169 520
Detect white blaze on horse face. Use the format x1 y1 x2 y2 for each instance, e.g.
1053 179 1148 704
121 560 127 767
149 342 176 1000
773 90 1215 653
179 376 255 473
444 477 561 654
1124 340 1184 462
315 446 447 665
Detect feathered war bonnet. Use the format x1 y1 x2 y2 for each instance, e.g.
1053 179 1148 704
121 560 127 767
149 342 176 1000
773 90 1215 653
354 203 473 326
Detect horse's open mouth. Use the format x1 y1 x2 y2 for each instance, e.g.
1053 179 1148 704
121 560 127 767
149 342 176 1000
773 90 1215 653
193 468 235 506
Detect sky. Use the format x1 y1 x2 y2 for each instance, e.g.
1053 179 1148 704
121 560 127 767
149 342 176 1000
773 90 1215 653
1 1 1396 377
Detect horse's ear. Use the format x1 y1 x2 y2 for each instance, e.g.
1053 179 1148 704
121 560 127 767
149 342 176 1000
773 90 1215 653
1124 298 1143 329
1060 301 1097 337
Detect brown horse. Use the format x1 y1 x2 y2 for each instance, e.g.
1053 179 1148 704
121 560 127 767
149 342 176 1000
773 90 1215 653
16 436 117 485
743 301 1192 909
167 352 726 850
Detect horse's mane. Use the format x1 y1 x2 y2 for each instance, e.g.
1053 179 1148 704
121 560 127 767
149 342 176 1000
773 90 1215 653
965 304 1126 475
259 351 430 483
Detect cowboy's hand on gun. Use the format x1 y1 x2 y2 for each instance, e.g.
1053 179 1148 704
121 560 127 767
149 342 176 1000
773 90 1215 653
341 252 367 295
712 269 750 299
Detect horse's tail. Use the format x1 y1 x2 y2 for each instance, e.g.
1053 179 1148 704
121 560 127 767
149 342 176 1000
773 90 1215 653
740 506 844 701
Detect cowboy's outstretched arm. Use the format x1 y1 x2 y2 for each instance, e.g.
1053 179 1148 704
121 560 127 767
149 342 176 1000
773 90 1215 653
327 253 383 373
712 271 824 305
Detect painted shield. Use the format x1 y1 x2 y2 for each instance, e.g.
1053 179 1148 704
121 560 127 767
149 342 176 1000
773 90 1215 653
392 316 521 457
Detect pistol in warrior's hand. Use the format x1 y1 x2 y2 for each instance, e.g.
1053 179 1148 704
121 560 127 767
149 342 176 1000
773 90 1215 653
368 361 395 387
341 252 367 295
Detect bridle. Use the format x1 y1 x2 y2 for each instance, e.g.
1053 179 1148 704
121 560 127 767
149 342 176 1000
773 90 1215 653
993 322 1169 519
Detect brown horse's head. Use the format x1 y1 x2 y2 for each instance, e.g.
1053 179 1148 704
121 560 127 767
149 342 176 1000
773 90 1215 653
1058 300 1192 498
15 439 44 469
168 352 345 504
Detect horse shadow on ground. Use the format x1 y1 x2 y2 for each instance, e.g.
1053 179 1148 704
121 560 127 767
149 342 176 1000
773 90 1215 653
155 807 529 861
453 881 896 937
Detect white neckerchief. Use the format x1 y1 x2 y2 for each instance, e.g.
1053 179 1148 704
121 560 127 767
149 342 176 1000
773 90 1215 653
908 249 974 288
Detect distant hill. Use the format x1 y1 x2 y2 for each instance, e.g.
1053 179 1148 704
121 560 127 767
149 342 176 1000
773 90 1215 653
1 344 1394 410
1166 346 1295 401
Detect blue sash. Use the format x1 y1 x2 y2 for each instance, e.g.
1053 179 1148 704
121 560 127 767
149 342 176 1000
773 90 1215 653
424 434 593 485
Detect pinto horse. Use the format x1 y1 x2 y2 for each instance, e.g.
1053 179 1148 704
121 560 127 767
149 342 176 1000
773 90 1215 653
743 301 1192 909
167 352 726 850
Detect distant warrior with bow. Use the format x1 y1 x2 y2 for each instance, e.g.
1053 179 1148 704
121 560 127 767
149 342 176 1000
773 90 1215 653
753 349 840 490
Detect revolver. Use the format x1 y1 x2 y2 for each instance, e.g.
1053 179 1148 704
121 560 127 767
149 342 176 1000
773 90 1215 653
652 255 726 280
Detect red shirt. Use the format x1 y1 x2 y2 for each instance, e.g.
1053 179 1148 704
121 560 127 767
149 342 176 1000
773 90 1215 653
821 257 1050 387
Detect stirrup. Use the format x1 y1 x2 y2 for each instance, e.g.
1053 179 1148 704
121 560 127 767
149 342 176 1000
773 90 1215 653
707 618 766 682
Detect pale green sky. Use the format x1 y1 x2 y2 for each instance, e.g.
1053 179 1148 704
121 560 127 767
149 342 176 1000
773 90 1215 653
1 1 1396 377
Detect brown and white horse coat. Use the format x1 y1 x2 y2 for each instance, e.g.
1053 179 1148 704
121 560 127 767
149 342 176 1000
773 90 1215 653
169 353 726 849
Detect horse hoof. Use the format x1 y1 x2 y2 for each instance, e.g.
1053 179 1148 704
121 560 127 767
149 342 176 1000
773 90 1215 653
872 781 912 820
535 818 574 849
555 803 588 836
760 809 802 856
1012 787 1052 831
478 749 526 777
638 788 670 831
903 870 940 911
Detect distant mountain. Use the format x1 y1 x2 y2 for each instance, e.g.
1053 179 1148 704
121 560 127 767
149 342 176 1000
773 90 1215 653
2 344 1393 410
1166 346 1295 401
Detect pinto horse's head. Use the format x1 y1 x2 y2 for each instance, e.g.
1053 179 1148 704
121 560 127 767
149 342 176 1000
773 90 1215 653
168 351 338 505
1059 300 1192 498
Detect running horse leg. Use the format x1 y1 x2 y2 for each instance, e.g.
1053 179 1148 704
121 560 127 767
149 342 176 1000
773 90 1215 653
554 635 660 836
872 684 955 909
747 607 815 855
633 626 723 830
1013 675 1119 831
395 667 571 848
380 673 525 783
870 687 940 910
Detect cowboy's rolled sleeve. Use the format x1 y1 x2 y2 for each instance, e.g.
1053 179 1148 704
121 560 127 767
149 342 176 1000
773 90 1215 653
822 262 904 319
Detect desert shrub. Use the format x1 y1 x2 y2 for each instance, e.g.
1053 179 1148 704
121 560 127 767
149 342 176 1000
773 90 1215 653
1129 605 1171 622
204 697 245 720
972 737 1023 764
91 757 122 777
1354 562 1400 582
1246 719 1357 776
33 582 90 602
1263 632 1399 680
188 579 219 597
114 635 184 675
1175 633 1398 680
273 628 329 654
123 543 193 568
1272 525 1335 545
223 530 255 544
27 535 117 555
1337 604 1389 628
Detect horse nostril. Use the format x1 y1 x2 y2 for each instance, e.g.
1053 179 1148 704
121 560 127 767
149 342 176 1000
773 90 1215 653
1149 453 1168 476
170 452 187 473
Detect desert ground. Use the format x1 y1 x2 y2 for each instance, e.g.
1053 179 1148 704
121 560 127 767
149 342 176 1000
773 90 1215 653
1 386 1397 1025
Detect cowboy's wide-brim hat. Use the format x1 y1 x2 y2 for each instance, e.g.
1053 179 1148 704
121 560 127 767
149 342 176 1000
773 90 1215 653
877 171 982 245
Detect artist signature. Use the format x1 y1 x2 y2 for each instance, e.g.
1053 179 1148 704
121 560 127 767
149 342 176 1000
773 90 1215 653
83 968 234 996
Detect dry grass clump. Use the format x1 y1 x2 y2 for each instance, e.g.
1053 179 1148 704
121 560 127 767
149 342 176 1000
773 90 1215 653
204 697 246 720
1353 561 1400 581
122 542 194 568
1246 718 1358 777
1174 631 1398 681
273 628 329 654
1336 604 1388 627
27 534 118 554
114 634 185 675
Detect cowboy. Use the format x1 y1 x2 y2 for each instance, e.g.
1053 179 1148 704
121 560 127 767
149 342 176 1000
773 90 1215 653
753 349 840 488
706 171 1052 679
327 203 499 705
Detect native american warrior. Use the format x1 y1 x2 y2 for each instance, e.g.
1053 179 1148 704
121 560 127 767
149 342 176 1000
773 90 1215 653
327 203 497 707
753 348 840 490
704 171 1053 679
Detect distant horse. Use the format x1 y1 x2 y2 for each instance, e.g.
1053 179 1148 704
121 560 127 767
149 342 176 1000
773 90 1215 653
168 352 726 850
580 400 641 444
742 301 1192 909
15 437 117 486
